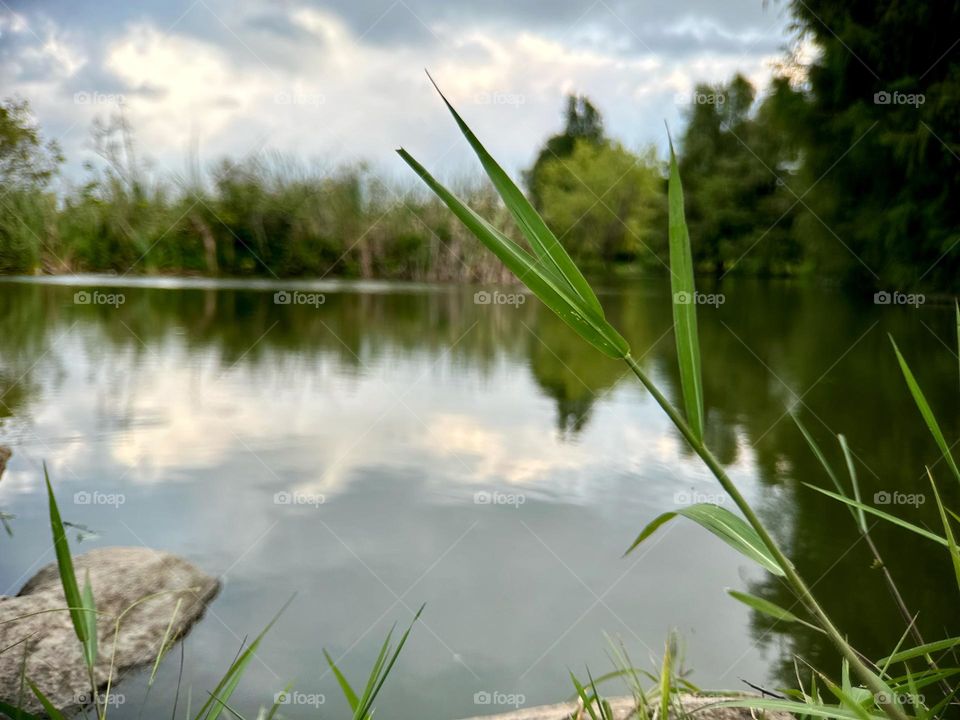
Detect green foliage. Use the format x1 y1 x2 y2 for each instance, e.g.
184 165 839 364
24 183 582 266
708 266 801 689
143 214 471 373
0 98 63 190
322 604 424 720
788 1 960 290
677 74 805 276
526 94 606 207
535 140 665 267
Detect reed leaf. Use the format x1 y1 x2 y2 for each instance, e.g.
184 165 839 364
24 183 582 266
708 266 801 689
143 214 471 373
890 336 960 485
726 590 807 625
396 149 629 358
626 503 784 576
424 72 604 319
43 465 89 658
667 137 704 441
804 484 948 546
880 635 960 666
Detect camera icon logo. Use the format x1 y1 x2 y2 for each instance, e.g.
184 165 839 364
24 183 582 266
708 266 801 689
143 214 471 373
673 291 692 305
473 491 491 505
74 491 92 505
474 692 492 705
874 91 891 105
274 491 292 505
474 291 491 305
274 291 291 305
873 291 891 305
74 291 91 305
874 490 891 505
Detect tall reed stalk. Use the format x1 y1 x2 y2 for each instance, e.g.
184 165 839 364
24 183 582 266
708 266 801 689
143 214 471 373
399 74 914 720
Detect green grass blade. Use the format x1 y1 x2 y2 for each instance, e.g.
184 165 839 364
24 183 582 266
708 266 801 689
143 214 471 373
667 136 704 441
658 638 672 720
43 465 89 652
956 300 959 390
0 701 42 720
194 595 294 720
794 416 863 530
265 682 294 720
149 598 183 686
352 628 393 720
80 571 97 670
397 148 629 358
623 511 678 555
838 435 868 534
355 603 424 720
323 650 360 711
726 589 815 627
927 468 960 592
425 72 604 319
890 336 960 484
626 503 784 576
714 698 885 720
204 692 248 720
878 635 960 666
27 681 67 720
825 678 875 720
587 669 612 720
880 618 922 677
569 671 600 720
804 484 948 546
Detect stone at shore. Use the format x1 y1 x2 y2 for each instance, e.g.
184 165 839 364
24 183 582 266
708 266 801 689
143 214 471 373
456 694 792 720
0 546 220 713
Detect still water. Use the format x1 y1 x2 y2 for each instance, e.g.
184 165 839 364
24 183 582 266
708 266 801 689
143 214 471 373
0 277 957 719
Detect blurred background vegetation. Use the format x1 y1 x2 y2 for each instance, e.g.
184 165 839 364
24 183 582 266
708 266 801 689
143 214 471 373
0 1 957 292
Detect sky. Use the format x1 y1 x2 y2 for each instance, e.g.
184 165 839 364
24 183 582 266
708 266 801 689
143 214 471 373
0 0 798 185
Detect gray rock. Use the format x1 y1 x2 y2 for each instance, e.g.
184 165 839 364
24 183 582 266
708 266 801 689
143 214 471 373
456 694 792 720
0 546 220 713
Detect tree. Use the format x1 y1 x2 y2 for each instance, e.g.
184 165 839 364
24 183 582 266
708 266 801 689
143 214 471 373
678 74 805 275
0 98 62 190
534 139 664 267
787 1 960 290
526 95 606 207
0 99 63 272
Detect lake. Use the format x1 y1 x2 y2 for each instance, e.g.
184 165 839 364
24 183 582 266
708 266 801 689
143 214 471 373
0 276 957 719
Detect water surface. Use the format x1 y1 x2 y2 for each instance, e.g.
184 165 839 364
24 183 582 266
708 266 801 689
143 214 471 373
0 277 956 719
